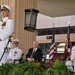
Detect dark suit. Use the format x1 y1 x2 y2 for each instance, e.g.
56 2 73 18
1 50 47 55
26 48 43 62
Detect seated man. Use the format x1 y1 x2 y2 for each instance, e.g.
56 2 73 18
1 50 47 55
66 44 75 70
7 39 23 64
26 41 43 63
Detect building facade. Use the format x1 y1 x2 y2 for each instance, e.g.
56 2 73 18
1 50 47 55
36 14 75 55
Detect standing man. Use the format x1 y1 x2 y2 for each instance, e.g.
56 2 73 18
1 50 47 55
7 39 23 64
66 42 75 70
0 5 14 65
26 41 43 63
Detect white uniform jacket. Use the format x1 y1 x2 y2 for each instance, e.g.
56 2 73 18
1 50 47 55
0 17 14 47
71 46 75 60
0 17 14 65
7 47 23 64
66 46 75 70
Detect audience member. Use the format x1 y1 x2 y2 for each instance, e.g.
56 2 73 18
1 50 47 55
7 39 23 64
26 41 43 63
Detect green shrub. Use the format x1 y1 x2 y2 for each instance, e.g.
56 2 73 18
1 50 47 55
0 63 15 75
0 60 74 75
44 60 74 75
8 62 44 75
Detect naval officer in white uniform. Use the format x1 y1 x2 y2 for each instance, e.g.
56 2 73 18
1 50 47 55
66 44 75 70
7 39 23 64
0 5 14 65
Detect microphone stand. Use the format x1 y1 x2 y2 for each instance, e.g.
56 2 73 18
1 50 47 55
0 6 3 22
0 37 12 61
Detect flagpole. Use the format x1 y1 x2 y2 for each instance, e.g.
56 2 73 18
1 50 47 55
53 23 55 32
53 23 56 53
48 23 56 64
68 21 71 60
68 21 70 49
64 21 71 61
0 6 2 21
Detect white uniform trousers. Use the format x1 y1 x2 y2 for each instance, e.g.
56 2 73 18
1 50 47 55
0 48 8 66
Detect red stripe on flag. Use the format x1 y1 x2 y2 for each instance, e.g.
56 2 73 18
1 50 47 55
64 26 70 60
48 27 56 64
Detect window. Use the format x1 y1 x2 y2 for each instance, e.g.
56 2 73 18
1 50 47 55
39 43 51 54
39 43 45 50
48 29 53 35
56 42 65 53
37 29 48 36
55 28 61 34
45 43 51 54
62 27 68 34
39 42 68 54
70 27 75 33
36 26 75 36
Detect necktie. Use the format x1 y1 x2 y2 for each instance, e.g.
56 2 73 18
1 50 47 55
31 49 35 58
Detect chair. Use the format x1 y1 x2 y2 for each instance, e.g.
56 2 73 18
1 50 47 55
14 53 24 64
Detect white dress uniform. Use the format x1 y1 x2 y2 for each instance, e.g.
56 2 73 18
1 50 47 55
7 47 23 64
66 46 75 70
0 17 14 65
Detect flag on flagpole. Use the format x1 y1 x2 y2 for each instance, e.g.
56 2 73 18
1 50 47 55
64 26 70 60
49 28 56 64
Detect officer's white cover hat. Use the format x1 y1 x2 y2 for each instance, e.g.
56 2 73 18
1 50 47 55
1 5 11 12
13 39 19 44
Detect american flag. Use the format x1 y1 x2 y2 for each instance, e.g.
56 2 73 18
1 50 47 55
64 26 70 60
49 28 56 64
